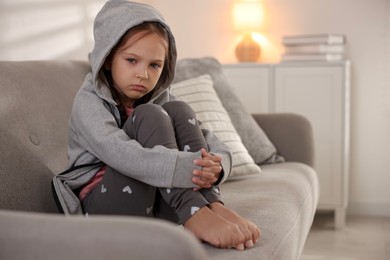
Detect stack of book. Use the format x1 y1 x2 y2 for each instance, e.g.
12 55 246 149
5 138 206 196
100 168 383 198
281 34 346 62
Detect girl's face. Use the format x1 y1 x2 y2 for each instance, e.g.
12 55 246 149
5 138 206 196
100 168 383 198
108 32 166 107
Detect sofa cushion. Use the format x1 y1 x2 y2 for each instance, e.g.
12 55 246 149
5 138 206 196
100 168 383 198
0 60 90 174
0 209 207 260
204 162 319 259
0 61 90 212
171 74 261 177
0 132 59 212
174 57 284 165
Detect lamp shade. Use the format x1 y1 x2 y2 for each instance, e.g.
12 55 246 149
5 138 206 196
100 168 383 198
233 1 264 31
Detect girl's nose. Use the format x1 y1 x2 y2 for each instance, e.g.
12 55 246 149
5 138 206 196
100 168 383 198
136 68 149 80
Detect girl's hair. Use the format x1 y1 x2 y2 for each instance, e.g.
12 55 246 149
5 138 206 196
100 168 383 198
102 22 170 107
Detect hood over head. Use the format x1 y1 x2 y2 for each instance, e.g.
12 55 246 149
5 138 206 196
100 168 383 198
90 0 177 94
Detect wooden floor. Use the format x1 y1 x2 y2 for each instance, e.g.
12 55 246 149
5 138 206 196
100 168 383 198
301 213 390 260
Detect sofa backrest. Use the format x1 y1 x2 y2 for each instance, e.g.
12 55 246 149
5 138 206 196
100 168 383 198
0 60 90 212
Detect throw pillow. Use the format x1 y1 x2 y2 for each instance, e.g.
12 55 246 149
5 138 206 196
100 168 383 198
173 57 284 165
171 74 261 177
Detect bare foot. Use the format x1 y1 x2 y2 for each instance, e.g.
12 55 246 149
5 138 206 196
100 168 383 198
209 202 260 248
184 206 246 250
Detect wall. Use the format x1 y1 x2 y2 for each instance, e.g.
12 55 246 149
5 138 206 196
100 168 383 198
0 0 106 61
0 0 389 216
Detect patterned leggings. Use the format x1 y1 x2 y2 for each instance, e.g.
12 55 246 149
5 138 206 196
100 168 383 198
82 101 222 224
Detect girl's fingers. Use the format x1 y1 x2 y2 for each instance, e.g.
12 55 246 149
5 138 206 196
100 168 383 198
200 148 208 157
193 170 214 179
191 177 212 189
193 149 222 187
200 148 222 162
193 170 217 183
194 158 221 168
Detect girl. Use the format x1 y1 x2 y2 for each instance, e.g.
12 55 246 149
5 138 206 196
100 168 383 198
64 0 259 250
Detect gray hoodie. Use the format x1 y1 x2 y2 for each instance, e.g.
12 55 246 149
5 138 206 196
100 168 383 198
52 0 232 215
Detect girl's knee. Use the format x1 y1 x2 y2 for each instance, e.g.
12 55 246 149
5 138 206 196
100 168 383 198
135 104 168 117
163 100 191 111
163 101 196 118
123 104 172 136
131 104 173 125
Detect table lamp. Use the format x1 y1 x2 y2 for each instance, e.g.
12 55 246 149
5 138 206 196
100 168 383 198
233 0 264 62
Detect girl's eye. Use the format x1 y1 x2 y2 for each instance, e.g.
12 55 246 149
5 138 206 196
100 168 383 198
151 63 162 69
127 58 136 64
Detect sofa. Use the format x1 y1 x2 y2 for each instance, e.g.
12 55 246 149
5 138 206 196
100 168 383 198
0 58 319 260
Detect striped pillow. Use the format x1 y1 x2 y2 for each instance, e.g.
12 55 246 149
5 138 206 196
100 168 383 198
171 74 261 177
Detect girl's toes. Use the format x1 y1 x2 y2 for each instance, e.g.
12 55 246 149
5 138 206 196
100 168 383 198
245 240 254 248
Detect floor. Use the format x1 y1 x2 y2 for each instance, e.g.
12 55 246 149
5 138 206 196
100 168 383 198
301 212 390 260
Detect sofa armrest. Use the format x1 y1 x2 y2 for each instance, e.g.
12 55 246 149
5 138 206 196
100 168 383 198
0 210 206 260
252 113 315 167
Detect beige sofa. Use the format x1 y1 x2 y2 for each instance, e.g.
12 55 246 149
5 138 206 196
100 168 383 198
0 58 319 260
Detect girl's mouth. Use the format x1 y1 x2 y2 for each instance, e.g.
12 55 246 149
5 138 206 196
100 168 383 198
130 84 146 92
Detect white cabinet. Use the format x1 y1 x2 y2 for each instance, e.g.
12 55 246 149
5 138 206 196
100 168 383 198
223 64 271 113
223 62 351 228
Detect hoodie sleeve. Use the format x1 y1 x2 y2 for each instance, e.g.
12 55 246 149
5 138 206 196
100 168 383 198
68 85 201 189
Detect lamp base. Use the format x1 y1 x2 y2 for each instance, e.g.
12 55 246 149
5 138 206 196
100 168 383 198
235 33 261 62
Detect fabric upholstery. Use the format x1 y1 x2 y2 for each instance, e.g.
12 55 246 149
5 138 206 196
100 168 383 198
207 163 318 260
174 57 283 165
0 131 58 212
252 113 315 167
0 60 319 260
0 210 207 260
0 60 89 212
171 74 261 177
0 60 90 174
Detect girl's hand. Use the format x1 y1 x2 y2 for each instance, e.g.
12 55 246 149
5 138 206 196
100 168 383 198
192 148 222 190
